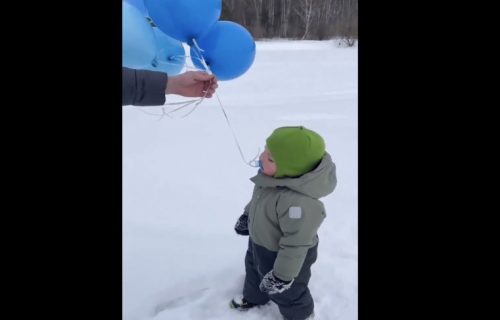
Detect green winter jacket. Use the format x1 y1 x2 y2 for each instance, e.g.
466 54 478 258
245 152 337 281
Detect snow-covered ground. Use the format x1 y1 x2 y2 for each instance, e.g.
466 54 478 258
123 39 357 320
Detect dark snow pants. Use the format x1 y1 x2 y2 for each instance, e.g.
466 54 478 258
243 238 318 320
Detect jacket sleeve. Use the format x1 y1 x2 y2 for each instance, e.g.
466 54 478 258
122 67 168 106
243 184 259 215
273 196 326 281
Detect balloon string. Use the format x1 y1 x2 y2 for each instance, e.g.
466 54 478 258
147 51 207 117
165 99 201 118
135 100 198 120
214 91 260 167
191 38 260 168
191 39 212 75
133 87 202 120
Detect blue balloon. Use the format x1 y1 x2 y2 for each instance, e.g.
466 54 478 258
144 0 221 44
190 21 256 81
124 0 149 16
144 28 186 75
122 2 157 67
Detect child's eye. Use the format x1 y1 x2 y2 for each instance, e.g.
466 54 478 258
268 158 274 162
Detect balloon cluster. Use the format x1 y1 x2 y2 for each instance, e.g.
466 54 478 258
123 0 256 80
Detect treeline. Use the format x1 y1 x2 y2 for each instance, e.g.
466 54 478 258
220 0 357 42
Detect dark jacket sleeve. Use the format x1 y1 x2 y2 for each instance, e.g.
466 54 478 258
122 67 168 106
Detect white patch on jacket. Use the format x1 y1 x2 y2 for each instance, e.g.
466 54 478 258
289 207 302 219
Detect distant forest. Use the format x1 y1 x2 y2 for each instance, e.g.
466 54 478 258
221 0 357 45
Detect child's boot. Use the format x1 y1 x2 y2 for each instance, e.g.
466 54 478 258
229 296 258 311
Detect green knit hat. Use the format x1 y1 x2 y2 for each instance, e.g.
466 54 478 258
266 126 325 178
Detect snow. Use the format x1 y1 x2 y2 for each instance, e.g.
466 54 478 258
123 39 357 320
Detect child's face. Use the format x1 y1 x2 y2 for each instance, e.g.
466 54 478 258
259 146 277 177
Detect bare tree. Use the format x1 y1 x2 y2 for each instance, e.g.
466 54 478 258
294 0 315 39
280 0 292 37
248 0 264 38
267 0 275 36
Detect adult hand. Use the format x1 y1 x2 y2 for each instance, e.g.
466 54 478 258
166 71 218 98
